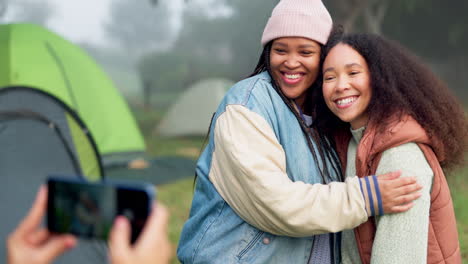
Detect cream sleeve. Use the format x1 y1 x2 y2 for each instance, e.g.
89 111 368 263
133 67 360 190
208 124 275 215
209 105 368 237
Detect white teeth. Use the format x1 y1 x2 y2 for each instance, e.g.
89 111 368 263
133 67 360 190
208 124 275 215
284 73 301 79
336 97 357 105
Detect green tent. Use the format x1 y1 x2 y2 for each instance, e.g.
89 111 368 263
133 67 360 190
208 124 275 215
0 23 147 263
0 23 146 176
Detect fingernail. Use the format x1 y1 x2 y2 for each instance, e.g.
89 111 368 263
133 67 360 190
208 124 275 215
38 185 46 196
67 237 77 248
114 216 126 228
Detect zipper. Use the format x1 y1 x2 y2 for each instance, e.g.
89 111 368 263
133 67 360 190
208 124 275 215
307 234 335 264
330 233 335 264
306 235 316 264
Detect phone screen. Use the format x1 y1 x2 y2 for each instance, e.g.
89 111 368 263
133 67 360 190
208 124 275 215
47 177 154 243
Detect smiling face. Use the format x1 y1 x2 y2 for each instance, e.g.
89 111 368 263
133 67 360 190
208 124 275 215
322 43 372 129
270 37 321 108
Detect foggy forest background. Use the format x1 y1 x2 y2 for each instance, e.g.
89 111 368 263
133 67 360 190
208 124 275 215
1 1 467 262
1 0 466 112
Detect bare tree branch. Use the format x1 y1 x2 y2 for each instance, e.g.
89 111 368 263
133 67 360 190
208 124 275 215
363 0 389 34
0 0 8 19
328 0 368 32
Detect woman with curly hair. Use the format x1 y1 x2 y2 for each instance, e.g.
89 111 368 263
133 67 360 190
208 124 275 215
314 29 467 263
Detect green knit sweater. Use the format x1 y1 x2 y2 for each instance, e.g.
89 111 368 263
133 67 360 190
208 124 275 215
341 127 433 264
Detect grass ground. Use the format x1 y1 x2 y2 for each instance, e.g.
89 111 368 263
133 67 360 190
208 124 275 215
448 166 468 260
147 136 201 264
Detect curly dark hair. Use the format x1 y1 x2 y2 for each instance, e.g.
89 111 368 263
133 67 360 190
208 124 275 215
312 27 468 171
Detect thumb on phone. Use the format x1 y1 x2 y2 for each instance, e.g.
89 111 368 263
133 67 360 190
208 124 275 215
136 204 169 246
109 216 132 260
108 203 173 264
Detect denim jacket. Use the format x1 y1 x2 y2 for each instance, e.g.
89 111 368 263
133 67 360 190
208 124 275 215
177 72 375 264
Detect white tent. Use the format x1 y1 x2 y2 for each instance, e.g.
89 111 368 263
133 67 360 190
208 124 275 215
156 78 234 137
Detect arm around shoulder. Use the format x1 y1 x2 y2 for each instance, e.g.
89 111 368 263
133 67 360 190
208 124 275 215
209 104 369 236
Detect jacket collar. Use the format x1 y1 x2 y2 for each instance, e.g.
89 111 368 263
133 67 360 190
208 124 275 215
358 115 445 166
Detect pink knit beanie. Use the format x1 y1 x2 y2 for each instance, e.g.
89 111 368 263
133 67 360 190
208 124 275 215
261 0 333 46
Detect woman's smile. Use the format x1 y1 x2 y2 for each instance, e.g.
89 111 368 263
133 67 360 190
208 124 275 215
333 95 359 109
280 72 305 85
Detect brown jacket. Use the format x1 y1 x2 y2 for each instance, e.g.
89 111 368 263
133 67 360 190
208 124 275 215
335 115 461 264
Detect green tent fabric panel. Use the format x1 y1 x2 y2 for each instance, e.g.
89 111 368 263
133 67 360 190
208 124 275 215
41 39 145 156
0 23 145 157
0 26 10 87
3 26 70 101
66 113 101 181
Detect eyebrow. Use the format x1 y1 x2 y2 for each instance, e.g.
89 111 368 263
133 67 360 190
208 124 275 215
345 63 363 68
273 42 319 49
323 63 363 74
300 44 319 49
323 67 334 74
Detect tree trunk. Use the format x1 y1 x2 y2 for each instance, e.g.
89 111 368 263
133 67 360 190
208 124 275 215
143 80 152 110
0 0 8 19
363 0 389 34
328 0 368 32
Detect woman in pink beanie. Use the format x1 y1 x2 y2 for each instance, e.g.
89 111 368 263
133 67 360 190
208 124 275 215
177 1 423 263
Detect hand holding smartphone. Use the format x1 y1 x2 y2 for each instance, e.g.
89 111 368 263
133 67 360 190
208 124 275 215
47 176 155 243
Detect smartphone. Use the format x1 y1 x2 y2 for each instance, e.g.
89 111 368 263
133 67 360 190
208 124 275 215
47 176 155 243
